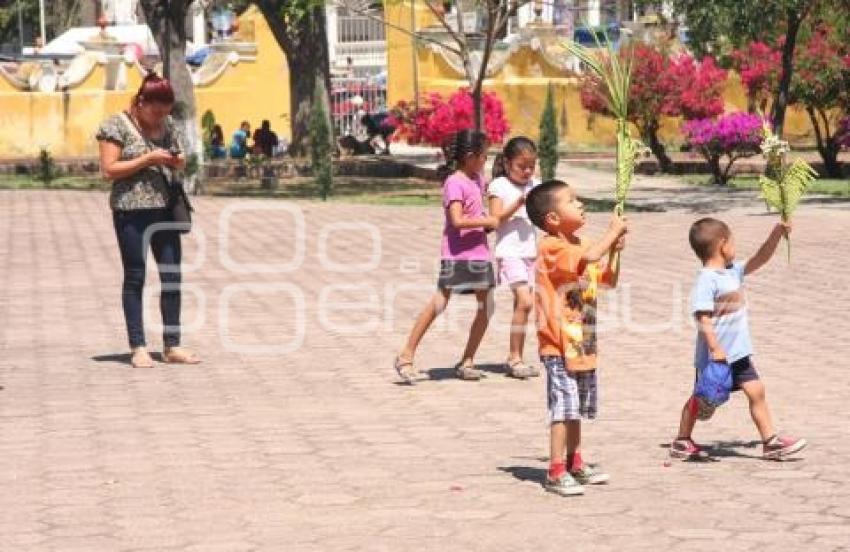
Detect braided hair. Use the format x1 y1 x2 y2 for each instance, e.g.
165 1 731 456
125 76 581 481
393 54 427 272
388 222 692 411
438 129 489 180
492 136 537 179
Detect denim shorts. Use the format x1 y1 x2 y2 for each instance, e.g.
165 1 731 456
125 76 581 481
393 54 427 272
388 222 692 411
542 356 597 422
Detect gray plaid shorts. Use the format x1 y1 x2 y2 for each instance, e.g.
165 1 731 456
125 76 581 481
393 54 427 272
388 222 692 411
542 356 598 422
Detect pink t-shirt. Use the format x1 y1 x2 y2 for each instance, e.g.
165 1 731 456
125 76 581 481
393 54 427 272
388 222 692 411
441 171 490 261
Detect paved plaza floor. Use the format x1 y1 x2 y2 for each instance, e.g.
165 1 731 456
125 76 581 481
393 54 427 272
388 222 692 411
1 173 850 550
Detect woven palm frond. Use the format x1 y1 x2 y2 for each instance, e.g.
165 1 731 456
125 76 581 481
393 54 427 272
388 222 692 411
565 32 636 283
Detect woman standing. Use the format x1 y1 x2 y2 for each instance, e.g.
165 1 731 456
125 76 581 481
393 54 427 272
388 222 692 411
96 72 201 368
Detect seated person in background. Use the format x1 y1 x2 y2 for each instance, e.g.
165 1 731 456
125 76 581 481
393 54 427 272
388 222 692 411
253 120 279 157
361 111 395 155
209 124 226 159
229 121 251 159
338 134 375 156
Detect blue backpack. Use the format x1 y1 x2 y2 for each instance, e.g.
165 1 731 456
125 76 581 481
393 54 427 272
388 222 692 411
694 360 733 407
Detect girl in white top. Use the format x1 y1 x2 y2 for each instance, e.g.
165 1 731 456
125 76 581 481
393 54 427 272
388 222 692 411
488 136 541 379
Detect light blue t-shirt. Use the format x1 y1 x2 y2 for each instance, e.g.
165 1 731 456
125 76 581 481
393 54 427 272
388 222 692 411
690 261 753 368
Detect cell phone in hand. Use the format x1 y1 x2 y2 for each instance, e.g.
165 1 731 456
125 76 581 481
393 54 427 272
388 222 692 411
169 146 182 157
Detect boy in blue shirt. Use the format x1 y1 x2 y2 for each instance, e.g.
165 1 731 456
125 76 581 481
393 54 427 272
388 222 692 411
671 217 806 460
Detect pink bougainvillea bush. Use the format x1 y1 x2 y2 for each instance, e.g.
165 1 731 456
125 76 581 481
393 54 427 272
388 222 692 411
579 42 727 172
730 41 782 111
683 112 764 185
388 89 510 148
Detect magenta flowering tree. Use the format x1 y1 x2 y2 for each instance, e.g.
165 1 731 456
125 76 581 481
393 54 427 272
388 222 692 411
684 112 765 186
389 89 510 148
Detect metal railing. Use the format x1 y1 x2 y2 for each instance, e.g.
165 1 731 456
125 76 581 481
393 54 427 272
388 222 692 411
338 15 385 43
330 76 388 138
334 41 387 69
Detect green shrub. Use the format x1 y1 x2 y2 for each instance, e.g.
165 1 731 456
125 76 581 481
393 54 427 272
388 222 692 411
310 79 333 200
37 146 57 187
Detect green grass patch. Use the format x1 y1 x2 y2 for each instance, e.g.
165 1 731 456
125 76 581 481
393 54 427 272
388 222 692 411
0 175 107 191
579 197 665 213
208 176 442 205
681 174 850 197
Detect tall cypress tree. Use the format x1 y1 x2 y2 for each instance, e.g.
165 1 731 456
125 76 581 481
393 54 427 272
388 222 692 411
310 78 333 201
539 84 559 181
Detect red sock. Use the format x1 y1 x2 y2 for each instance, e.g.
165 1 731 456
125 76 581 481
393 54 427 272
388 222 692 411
548 462 566 480
688 395 699 417
567 452 583 472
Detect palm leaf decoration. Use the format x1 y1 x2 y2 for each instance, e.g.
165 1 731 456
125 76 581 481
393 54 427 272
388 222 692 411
759 124 817 262
565 33 642 284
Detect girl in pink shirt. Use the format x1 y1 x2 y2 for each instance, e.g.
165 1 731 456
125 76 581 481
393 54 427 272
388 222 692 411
394 130 497 383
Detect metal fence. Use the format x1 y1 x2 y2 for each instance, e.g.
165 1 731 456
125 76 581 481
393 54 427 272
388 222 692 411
338 14 385 43
334 14 387 72
330 76 388 138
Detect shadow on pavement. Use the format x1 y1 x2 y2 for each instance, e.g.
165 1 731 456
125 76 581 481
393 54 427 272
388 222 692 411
499 465 547 484
425 363 511 381
91 352 165 365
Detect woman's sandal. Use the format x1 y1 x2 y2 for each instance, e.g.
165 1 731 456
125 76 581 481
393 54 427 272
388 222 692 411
130 349 154 369
394 356 417 384
163 348 202 365
506 359 539 379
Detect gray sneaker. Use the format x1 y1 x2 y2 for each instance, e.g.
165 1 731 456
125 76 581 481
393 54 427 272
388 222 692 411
455 362 482 381
543 472 585 496
506 360 540 379
570 464 609 485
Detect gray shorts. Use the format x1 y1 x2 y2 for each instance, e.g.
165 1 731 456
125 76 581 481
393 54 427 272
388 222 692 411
437 260 495 295
542 356 598 422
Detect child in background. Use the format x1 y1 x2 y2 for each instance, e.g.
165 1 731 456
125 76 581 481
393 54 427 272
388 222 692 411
526 180 627 496
670 218 806 461
394 129 498 383
488 136 541 379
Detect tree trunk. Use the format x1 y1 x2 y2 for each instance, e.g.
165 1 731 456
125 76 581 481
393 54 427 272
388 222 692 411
472 85 483 134
807 107 843 178
707 153 724 186
139 0 199 179
255 2 332 158
641 120 673 173
771 8 802 138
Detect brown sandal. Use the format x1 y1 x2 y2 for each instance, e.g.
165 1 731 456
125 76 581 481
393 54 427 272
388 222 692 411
163 348 201 364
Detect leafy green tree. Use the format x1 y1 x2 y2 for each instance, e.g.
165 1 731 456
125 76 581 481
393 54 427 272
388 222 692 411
639 0 819 138
789 23 850 177
0 0 82 49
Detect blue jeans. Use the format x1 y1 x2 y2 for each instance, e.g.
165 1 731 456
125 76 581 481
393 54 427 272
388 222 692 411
113 209 182 349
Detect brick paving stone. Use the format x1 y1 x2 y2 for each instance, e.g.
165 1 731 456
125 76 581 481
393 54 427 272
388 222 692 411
1 179 849 550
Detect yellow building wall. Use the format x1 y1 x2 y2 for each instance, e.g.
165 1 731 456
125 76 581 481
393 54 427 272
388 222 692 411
384 1 820 148
0 6 289 160
195 7 290 145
